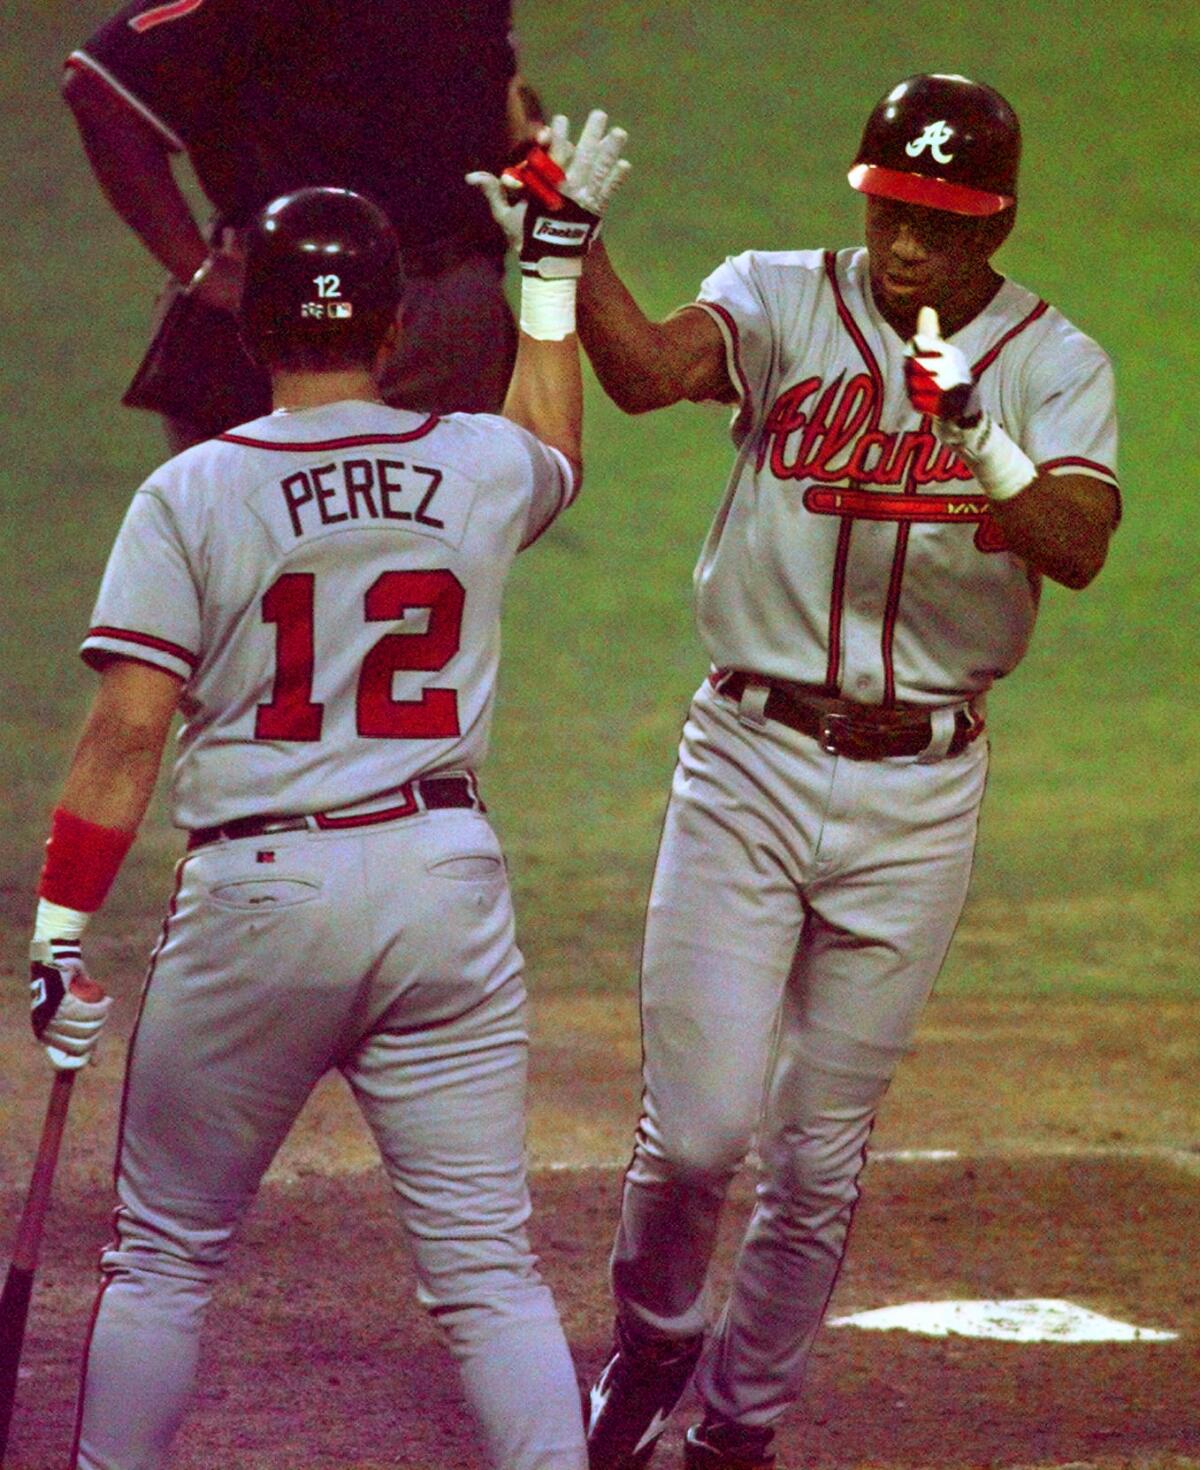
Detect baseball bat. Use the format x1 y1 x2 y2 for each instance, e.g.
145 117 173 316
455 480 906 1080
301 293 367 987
0 1069 77 1464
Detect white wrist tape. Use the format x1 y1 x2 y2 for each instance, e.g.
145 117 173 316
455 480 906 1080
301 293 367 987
34 897 91 944
519 276 577 341
943 412 1037 502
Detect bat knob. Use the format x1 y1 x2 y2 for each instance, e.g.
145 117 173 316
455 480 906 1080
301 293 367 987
69 976 105 1003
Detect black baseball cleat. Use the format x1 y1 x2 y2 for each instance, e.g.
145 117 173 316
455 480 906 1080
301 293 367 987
585 1318 703 1470
682 1420 777 1470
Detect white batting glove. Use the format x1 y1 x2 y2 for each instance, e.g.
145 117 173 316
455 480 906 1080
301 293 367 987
541 110 632 218
29 939 113 1070
467 110 630 279
904 305 1036 501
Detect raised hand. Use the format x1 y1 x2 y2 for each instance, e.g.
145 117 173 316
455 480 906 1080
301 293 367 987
904 305 982 428
469 110 631 279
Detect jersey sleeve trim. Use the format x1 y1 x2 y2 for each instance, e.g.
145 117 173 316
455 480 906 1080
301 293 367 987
216 420 441 451
82 626 198 680
688 301 753 429
127 0 210 34
64 51 185 152
1038 455 1118 485
1039 456 1122 523
518 448 578 551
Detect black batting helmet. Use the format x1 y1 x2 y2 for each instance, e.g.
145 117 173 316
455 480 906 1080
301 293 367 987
239 187 404 365
848 74 1020 217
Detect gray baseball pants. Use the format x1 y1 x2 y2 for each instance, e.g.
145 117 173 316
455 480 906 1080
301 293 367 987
611 680 988 1426
73 808 585 1470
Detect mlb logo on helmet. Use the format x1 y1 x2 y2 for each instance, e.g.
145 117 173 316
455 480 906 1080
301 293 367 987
298 301 354 320
241 187 403 356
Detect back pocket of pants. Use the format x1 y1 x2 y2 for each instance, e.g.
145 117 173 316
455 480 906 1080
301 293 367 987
208 877 322 910
426 854 504 882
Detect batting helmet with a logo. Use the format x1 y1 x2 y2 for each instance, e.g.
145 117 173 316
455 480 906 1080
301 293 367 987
848 74 1020 217
239 187 403 365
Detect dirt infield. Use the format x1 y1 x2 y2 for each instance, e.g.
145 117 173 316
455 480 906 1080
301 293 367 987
2 989 1198 1470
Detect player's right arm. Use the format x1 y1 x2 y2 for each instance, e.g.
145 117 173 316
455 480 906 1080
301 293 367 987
61 64 210 289
577 241 735 413
29 658 181 1069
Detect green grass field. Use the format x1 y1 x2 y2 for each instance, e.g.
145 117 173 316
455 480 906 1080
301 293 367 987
1 0 1196 1001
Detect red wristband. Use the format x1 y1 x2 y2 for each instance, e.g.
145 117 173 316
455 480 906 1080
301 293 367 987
38 807 135 913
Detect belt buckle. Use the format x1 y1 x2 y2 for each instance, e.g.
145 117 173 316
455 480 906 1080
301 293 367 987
818 711 854 755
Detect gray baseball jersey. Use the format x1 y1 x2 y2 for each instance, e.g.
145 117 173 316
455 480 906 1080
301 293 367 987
602 248 1120 1437
689 246 1119 704
72 398 588 1470
82 400 576 827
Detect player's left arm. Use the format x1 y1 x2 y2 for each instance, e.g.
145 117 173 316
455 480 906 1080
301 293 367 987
30 659 181 1070
905 307 1118 588
56 658 181 832
469 110 631 482
979 470 1116 589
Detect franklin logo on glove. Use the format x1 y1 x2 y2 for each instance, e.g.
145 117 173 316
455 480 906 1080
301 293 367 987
468 110 630 338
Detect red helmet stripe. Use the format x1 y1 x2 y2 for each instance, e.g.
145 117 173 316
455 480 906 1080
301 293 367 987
848 163 1013 217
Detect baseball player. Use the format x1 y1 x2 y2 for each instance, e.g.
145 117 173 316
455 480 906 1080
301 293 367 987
575 75 1120 1470
62 0 546 450
26 111 629 1469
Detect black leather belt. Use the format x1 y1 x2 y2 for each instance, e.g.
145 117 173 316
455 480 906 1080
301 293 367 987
187 775 482 851
715 672 982 761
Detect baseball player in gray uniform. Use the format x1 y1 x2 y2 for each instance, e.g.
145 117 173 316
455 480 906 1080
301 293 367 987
26 113 629 1470
576 75 1120 1470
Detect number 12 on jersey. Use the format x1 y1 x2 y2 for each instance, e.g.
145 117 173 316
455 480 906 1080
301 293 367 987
255 569 464 741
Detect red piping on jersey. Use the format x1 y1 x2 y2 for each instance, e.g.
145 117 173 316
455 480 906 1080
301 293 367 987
111 858 189 1193
824 519 853 692
1038 455 1118 482
76 855 190 1465
313 788 420 829
821 253 883 695
696 300 753 431
88 626 200 670
972 299 1050 377
217 419 440 451
880 523 911 707
128 0 208 32
878 410 941 702
823 253 884 409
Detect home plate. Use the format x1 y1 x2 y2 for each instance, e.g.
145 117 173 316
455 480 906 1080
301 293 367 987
828 1299 1178 1342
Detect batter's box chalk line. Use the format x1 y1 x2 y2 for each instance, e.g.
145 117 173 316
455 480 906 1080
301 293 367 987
827 1299 1179 1343
539 1144 1200 1175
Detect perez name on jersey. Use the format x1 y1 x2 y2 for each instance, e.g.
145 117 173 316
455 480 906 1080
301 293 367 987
277 457 450 541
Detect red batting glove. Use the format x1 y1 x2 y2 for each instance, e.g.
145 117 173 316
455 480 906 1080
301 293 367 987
904 306 982 425
501 144 567 210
